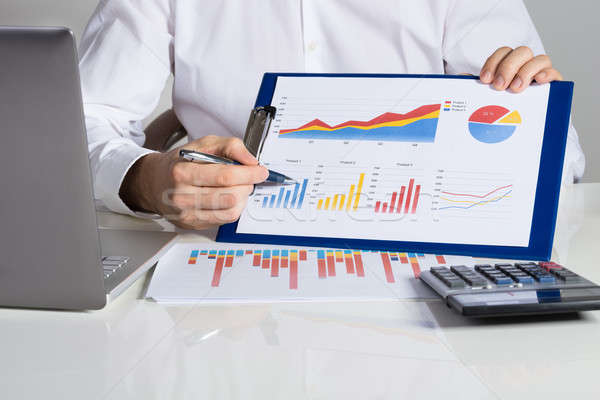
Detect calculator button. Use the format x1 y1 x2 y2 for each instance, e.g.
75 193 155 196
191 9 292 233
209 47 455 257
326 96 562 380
493 277 514 285
514 276 535 284
538 275 556 284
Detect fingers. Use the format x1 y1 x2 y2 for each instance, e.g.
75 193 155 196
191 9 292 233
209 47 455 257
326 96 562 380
493 46 535 90
187 136 259 166
508 55 552 92
534 67 563 84
172 162 268 187
480 46 563 92
480 47 513 84
174 197 250 228
168 184 254 211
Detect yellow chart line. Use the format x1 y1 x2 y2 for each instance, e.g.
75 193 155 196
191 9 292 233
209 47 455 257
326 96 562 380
440 194 511 206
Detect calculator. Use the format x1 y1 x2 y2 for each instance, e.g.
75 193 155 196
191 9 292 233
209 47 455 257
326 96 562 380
420 262 600 317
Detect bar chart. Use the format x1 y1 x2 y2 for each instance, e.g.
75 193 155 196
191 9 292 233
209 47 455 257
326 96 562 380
147 243 474 303
186 247 445 289
374 178 422 215
316 173 365 212
260 179 309 209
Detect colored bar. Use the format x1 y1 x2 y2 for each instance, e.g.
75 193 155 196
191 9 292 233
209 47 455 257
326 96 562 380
188 250 199 264
225 250 234 267
284 190 291 208
269 195 276 208
375 201 381 213
399 253 409 264
335 250 343 262
352 173 365 211
317 199 323 210
436 255 446 264
417 253 425 257
346 184 355 211
299 250 307 261
235 250 244 256
200 250 208 255
290 182 300 208
290 250 298 289
252 250 261 266
262 250 271 269
245 250 252 254
297 179 308 209
397 186 406 214
353 251 365 277
317 250 327 278
390 252 399 261
332 194 339 211
389 192 397 213
211 250 226 287
338 195 345 210
324 197 331 210
411 185 421 214
404 179 414 214
408 253 421 278
271 250 280 277
281 250 289 268
380 252 395 283
326 250 336 276
208 250 217 260
344 250 355 274
276 187 285 208
382 202 388 213
262 197 268 208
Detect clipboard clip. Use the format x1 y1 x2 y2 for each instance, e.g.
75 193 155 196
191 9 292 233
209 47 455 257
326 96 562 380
243 105 276 160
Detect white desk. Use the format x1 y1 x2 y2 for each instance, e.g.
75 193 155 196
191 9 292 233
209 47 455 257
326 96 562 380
1 184 599 400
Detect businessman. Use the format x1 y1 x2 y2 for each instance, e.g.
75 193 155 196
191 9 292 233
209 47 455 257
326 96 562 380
79 0 585 230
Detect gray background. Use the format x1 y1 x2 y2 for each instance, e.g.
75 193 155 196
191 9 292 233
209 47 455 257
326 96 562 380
1 0 598 182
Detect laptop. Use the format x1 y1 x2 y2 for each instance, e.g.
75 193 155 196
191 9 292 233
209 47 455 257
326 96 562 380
0 27 177 310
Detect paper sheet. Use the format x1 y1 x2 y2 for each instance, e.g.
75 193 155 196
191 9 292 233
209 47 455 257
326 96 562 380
146 242 473 303
237 77 549 247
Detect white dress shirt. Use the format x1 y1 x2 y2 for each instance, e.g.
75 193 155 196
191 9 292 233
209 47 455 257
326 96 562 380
79 0 586 215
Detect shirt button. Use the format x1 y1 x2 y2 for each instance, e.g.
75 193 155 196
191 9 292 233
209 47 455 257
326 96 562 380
307 41 318 52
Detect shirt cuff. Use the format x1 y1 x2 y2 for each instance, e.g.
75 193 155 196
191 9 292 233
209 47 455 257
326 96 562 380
94 143 159 217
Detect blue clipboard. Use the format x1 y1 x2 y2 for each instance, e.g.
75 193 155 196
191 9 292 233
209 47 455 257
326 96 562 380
217 73 573 261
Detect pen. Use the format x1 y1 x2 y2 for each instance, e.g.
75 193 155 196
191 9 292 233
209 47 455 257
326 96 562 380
179 149 296 184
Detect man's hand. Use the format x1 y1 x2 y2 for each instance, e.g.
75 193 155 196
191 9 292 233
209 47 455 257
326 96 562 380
120 135 268 230
480 46 563 92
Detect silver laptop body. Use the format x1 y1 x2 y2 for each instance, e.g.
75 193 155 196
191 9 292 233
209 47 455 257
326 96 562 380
0 27 175 310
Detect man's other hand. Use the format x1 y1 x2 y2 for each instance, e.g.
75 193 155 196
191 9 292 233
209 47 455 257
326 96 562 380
480 46 563 92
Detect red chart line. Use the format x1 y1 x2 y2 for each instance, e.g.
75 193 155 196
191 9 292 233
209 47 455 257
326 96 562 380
441 184 513 198
354 253 365 277
211 257 225 287
380 252 395 283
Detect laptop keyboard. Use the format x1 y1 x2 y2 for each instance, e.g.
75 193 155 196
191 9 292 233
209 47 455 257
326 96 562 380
102 256 129 279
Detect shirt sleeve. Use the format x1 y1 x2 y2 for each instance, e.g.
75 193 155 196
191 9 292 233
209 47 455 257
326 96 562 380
79 0 174 215
442 0 585 183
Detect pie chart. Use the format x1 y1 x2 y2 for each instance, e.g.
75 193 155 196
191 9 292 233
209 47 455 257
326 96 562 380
468 105 521 144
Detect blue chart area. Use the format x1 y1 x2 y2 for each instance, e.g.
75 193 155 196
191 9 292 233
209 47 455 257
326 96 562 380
261 179 309 210
468 123 516 144
281 119 439 142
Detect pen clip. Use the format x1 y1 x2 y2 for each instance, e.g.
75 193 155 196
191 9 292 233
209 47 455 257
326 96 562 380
243 106 276 160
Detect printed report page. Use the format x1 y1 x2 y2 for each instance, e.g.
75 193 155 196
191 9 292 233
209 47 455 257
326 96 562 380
236 76 549 247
